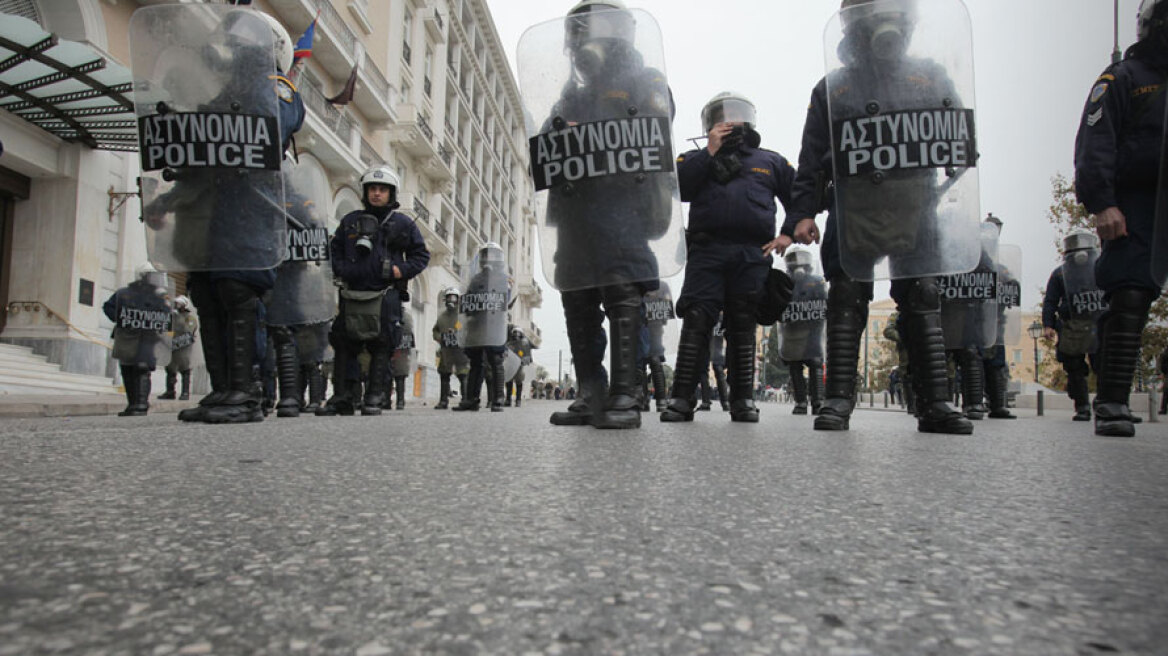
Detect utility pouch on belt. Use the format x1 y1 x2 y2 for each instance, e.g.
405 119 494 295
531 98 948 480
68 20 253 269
340 289 386 341
1057 318 1094 357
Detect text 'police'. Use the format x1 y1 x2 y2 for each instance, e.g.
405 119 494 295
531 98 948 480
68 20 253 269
529 117 672 191
139 112 281 171
834 108 976 176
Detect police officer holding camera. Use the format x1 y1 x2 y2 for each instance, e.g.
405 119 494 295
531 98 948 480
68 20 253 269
661 93 795 423
319 166 429 416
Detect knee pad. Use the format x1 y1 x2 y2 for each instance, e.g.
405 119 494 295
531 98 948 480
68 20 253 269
901 277 940 312
1063 357 1090 377
270 325 293 346
216 278 259 310
681 306 717 335
828 278 872 313
601 282 643 311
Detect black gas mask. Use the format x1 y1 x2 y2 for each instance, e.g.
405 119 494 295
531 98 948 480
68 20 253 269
353 213 381 256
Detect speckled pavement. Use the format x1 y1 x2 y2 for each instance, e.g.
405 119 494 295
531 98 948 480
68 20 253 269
1 402 1165 655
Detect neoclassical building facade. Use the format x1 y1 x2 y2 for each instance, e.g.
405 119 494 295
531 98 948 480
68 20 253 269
0 0 541 398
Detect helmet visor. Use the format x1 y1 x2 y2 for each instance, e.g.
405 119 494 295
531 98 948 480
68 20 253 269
565 10 633 49
702 98 756 132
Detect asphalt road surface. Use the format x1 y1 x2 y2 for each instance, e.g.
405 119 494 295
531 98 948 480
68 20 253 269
1 402 1165 655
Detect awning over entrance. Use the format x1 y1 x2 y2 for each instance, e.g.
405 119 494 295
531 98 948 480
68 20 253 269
0 13 136 152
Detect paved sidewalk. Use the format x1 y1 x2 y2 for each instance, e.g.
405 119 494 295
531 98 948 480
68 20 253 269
0 394 201 418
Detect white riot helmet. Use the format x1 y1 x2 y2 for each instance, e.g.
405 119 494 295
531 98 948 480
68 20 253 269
784 248 814 278
360 165 401 205
442 286 461 307
701 92 757 133
174 295 192 312
255 12 295 73
1138 0 1168 41
478 242 505 268
840 0 917 60
1063 230 1099 266
135 263 168 292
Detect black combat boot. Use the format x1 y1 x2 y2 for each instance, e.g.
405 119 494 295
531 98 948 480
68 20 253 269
273 333 301 418
1093 288 1154 437
698 376 712 411
725 297 760 422
180 281 229 423
815 280 869 431
318 336 356 416
958 349 986 420
454 356 483 412
984 363 1016 419
649 355 668 412
362 345 390 416
1066 360 1092 421
714 363 730 411
594 286 643 429
900 278 973 435
158 370 177 400
178 370 191 401
808 361 824 414
395 376 407 410
789 363 809 414
435 373 452 409
505 381 514 407
134 367 153 415
205 281 264 424
489 352 506 413
118 364 138 417
302 363 324 414
551 292 607 426
661 308 714 423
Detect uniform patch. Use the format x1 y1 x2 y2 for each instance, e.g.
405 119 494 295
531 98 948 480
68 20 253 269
752 168 772 176
676 155 685 163
1089 82 1108 104
277 79 294 103
604 90 630 101
1086 108 1103 127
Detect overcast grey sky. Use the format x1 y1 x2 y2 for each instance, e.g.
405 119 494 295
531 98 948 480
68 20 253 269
483 0 1141 378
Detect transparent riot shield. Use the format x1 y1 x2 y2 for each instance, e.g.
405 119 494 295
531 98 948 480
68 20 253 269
1155 99 1168 288
779 274 827 362
503 350 522 383
1061 248 1107 321
643 282 675 326
939 222 998 350
996 244 1023 347
824 0 981 281
111 284 172 368
267 161 336 327
130 5 286 272
517 8 685 292
459 245 508 348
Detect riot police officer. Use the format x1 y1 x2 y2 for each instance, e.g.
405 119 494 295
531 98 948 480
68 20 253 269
432 287 470 409
505 326 535 407
387 312 416 410
137 9 306 424
780 249 827 416
774 0 974 434
661 93 795 423
104 267 172 417
453 243 509 412
1043 231 1108 421
640 283 674 412
1074 0 1166 437
520 0 684 429
320 166 430 416
158 295 197 401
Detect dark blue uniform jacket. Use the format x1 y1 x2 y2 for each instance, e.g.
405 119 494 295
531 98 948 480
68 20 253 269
677 145 794 245
1074 44 1167 292
330 207 430 292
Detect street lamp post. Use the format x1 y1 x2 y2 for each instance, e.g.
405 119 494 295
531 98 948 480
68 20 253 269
1027 320 1043 384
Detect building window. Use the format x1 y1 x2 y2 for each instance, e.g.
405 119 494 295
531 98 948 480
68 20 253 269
402 11 413 64
1013 349 1022 364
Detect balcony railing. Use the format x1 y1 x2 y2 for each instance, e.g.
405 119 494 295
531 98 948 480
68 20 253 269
455 198 466 215
413 197 431 225
360 138 380 167
403 42 412 65
417 112 434 141
437 143 452 167
363 53 392 104
435 221 449 240
300 76 355 148
313 0 358 59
